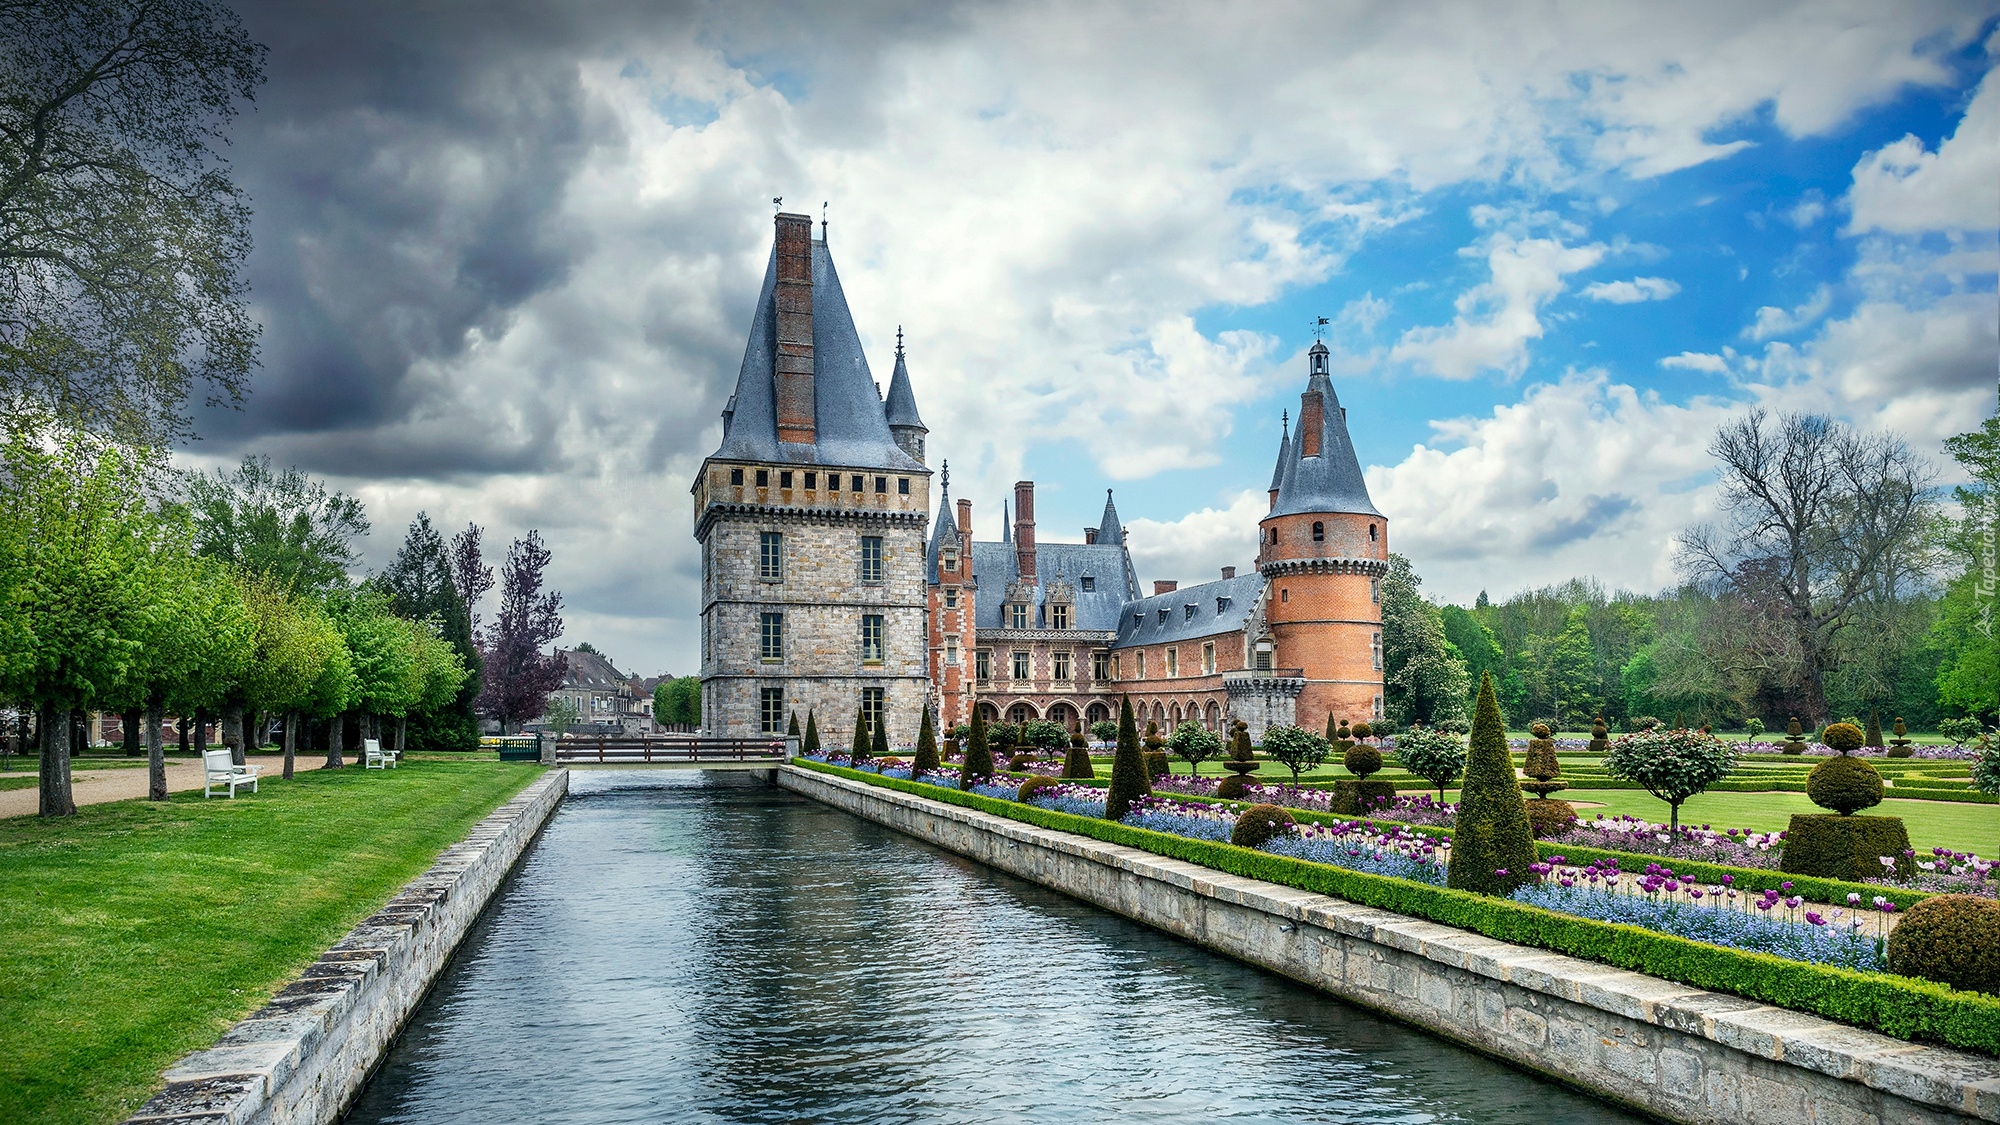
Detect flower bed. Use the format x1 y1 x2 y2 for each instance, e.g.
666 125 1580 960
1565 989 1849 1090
792 758 2000 1055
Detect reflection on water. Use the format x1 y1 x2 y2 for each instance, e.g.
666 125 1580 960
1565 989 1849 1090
346 771 1646 1124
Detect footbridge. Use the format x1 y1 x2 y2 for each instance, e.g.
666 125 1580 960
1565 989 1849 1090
550 735 793 770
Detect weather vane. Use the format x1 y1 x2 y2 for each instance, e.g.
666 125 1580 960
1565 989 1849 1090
1311 315 1330 342
772 196 782 214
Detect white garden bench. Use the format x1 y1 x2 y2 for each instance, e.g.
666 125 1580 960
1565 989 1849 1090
364 738 397 769
202 748 260 798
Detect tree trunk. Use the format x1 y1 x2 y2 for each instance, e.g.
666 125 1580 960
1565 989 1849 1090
123 708 143 757
282 711 297 780
193 708 210 757
177 714 189 755
223 704 245 766
146 703 166 801
396 715 407 755
326 712 344 769
39 705 75 817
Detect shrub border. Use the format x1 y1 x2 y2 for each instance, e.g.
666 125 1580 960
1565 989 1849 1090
795 759 2000 1056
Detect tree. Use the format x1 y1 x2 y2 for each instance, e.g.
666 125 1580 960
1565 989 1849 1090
653 680 673 726
542 696 580 738
449 522 494 634
1394 726 1466 801
380 513 480 750
1445 672 1535 895
1535 607 1601 727
326 585 413 743
1604 726 1738 844
185 457 369 595
1439 604 1505 711
0 0 264 447
1678 410 1939 723
1019 719 1068 752
1089 719 1118 742
1167 721 1221 775
1929 408 1999 724
1381 554 1470 726
1259 724 1329 786
476 530 565 733
1104 696 1150 820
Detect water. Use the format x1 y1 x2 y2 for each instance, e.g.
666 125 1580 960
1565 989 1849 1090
346 772 1647 1124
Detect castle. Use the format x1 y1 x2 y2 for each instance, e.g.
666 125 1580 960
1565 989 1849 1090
697 214 1386 746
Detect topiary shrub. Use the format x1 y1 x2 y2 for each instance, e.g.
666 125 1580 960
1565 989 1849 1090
1343 743 1382 778
1229 803 1295 849
959 706 994 789
1061 741 1096 779
1332 779 1400 815
1217 720 1257 798
1446 672 1536 896
1007 753 1036 771
1524 798 1578 839
1144 749 1170 779
1261 724 1331 785
1822 721 1865 753
1104 697 1151 820
1521 727 1564 798
1865 710 1884 749
1351 721 1373 740
1603 726 1736 843
1781 715 1806 755
1886 717 1914 758
1017 774 1062 803
1807 753 1884 815
1887 895 2000 996
871 715 889 763
802 710 821 757
1781 814 1913 882
911 707 940 775
1529 721 1552 739
1588 713 1609 753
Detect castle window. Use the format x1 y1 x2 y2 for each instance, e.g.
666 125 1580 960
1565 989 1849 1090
1217 596 1230 613
1203 642 1215 675
759 532 783 581
944 587 958 609
1052 604 1070 629
1371 578 1380 603
945 637 959 665
1269 527 1278 544
1054 651 1071 680
976 650 991 680
759 688 785 734
1156 608 1168 625
1372 631 1383 671
1009 703 1031 724
756 469 769 487
805 471 817 490
1369 523 1377 542
1012 651 1030 679
1184 604 1196 622
851 474 865 492
1010 604 1027 629
1112 653 1121 679
860 536 884 583
942 545 957 571
1166 648 1178 677
861 615 885 663
730 468 744 486
1081 575 1095 591
1255 643 1273 671
1280 588 1289 603
1093 651 1110 680
898 477 910 495
1373 694 1384 719
1136 651 1146 679
780 470 793 488
1312 521 1324 542
862 688 885 739
760 612 784 662
875 475 888 493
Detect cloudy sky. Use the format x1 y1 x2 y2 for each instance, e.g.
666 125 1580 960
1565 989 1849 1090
193 1 2000 677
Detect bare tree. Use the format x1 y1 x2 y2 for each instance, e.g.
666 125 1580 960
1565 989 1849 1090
1678 410 1938 723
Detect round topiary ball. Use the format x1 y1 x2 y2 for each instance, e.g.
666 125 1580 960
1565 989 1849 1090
1230 803 1296 849
1351 721 1373 740
1806 753 1884 815
1530 721 1552 738
1017 775 1061 803
1524 798 1578 839
1886 894 2000 995
1823 722 1865 753
1344 743 1383 778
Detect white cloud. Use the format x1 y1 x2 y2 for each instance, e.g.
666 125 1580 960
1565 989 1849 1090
1581 276 1681 303
1390 234 1607 379
1660 351 1731 373
1745 285 1834 340
1847 63 2000 235
1121 490 1271 592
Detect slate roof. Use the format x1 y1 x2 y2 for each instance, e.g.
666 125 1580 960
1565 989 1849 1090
1271 343 1381 518
1268 412 1291 491
709 240 925 473
1110 573 1266 649
926 466 958 584
559 648 627 691
967 540 1136 633
884 342 924 431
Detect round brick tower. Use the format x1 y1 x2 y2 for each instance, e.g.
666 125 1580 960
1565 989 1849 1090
1256 340 1389 730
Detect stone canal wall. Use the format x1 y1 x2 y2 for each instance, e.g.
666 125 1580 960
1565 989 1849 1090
125 769 569 1125
781 765 2000 1124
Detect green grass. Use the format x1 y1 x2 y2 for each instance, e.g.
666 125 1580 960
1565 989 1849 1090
0 775 35 790
0 759 544 1125
1558 788 1999 854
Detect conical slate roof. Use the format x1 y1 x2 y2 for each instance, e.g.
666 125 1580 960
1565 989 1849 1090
709 240 924 472
1272 346 1381 519
1269 411 1291 491
926 463 957 583
1096 489 1123 546
884 334 925 431
1001 500 1010 543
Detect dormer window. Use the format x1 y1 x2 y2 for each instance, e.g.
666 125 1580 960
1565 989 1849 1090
1010 604 1028 630
942 546 957 571
1081 575 1095 592
1184 604 1196 622
1217 596 1231 613
1051 604 1071 629
1156 608 1169 625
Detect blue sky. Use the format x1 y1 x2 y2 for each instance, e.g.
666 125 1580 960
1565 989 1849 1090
208 2 1999 674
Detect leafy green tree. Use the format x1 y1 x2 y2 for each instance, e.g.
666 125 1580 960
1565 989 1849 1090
126 550 251 791
1929 409 1999 725
1167 721 1222 775
1381 554 1469 726
1019 719 1067 752
1604 726 1739 844
543 696 580 738
185 457 369 596
326 586 414 745
1393 726 1466 801
380 513 481 751
1445 672 1535 895
1104 696 1150 820
1439 604 1505 712
1089 719 1118 742
1259 724 1329 786
233 582 341 778
0 0 264 447
1537 607 1601 727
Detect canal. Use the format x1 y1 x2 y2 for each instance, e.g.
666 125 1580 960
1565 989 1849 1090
346 771 1648 1124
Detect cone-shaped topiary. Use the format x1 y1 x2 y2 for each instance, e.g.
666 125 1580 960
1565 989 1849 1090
1062 741 1095 779
788 713 800 738
802 711 820 756
871 717 888 762
1325 712 1337 742
1807 754 1884 815
959 706 994 789
1230 803 1295 849
1105 696 1151 820
851 706 871 763
1886 894 2000 996
912 707 939 775
1446 671 1535 896
1865 710 1884 749
1217 720 1257 798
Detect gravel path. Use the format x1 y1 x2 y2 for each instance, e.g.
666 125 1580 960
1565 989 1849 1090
0 753 344 819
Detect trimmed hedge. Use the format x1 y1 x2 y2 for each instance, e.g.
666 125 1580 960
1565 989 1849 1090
1781 815 1914 882
789 760 2000 1055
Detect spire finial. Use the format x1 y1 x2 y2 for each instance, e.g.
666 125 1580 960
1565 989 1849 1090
896 325 904 358
821 200 828 240
1311 315 1329 342
940 459 948 491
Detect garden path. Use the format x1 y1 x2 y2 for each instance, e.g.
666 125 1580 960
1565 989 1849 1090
0 753 342 818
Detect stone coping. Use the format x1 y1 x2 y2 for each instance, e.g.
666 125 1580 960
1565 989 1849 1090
786 765 2000 1122
124 768 570 1125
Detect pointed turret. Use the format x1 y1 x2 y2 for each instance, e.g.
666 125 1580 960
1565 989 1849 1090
1001 500 1011 544
1272 340 1380 518
1097 489 1123 546
885 327 927 463
1268 411 1291 511
927 462 956 582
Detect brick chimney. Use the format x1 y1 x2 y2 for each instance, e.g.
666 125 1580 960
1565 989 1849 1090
1013 481 1036 580
1221 566 1235 579
956 498 972 536
1298 388 1323 458
1084 527 1098 544
1154 580 1178 595
773 213 815 446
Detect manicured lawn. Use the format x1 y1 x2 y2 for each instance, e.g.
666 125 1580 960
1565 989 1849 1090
1558 789 1999 855
0 759 544 1125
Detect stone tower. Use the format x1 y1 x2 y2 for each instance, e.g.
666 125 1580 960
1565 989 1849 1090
1255 340 1388 729
694 212 932 745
